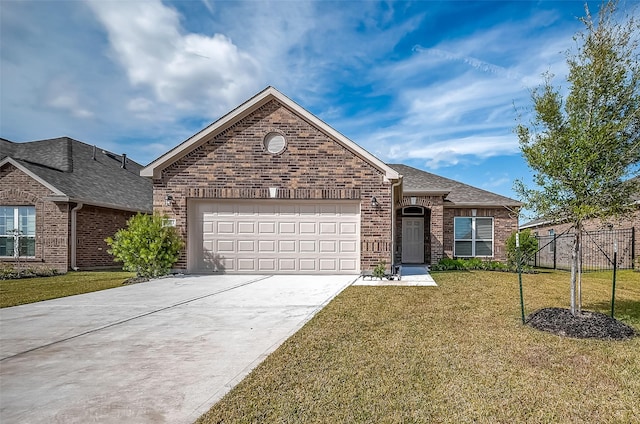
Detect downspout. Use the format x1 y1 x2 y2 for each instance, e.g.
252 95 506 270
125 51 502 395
70 202 83 271
391 178 402 266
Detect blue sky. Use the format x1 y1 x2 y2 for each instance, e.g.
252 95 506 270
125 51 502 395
0 0 624 220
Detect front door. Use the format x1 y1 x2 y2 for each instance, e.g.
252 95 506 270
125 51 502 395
402 217 424 263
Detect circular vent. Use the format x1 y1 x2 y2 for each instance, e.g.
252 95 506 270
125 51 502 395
264 133 286 154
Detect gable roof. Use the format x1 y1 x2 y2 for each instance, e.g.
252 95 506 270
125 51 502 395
1 137 152 213
388 164 522 207
141 86 400 181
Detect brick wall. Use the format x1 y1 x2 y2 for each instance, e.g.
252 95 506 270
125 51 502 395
0 163 69 272
152 99 392 272
527 208 639 270
443 207 517 262
394 196 444 265
75 205 136 269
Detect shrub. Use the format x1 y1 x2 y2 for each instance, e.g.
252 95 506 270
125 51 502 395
105 213 184 278
373 261 387 279
430 258 510 272
0 264 60 280
506 229 538 270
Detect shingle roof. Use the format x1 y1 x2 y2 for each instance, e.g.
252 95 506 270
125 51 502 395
0 137 152 212
388 164 522 207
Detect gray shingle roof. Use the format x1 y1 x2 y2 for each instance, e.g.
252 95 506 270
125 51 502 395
1 137 152 212
388 164 522 207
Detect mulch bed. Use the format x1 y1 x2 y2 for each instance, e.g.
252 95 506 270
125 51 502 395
526 307 637 340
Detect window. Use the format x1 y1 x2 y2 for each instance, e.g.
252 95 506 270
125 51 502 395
548 229 555 253
0 206 36 257
454 217 493 257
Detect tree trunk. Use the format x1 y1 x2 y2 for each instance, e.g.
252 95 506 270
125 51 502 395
570 230 578 315
576 227 582 314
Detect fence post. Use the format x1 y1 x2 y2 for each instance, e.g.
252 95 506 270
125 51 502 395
553 234 557 270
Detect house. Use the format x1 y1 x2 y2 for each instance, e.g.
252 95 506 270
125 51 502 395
0 137 152 272
521 181 639 270
141 87 521 274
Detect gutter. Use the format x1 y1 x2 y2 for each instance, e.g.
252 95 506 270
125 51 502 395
70 202 83 271
390 177 403 266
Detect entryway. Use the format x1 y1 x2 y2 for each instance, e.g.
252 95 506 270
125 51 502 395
402 217 424 263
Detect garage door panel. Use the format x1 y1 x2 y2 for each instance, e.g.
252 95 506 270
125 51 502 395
279 222 296 234
319 240 336 252
299 259 317 271
258 258 276 271
300 222 316 234
320 222 336 234
340 259 358 271
192 200 360 273
319 259 337 271
278 240 296 252
340 222 357 234
237 240 255 252
299 240 316 252
258 222 276 234
237 222 255 234
217 222 234 233
278 258 296 271
237 258 255 271
258 240 276 252
217 240 234 253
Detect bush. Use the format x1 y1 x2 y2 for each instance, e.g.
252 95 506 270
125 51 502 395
430 258 509 272
0 264 59 280
106 214 184 278
506 229 538 270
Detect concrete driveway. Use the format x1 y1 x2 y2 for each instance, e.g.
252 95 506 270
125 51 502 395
0 274 355 423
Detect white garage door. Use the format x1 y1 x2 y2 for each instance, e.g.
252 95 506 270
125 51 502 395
189 200 361 274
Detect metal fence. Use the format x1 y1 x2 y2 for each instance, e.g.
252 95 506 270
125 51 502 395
532 228 635 271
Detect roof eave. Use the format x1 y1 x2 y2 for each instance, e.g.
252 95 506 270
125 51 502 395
43 195 152 214
445 202 523 208
402 189 451 196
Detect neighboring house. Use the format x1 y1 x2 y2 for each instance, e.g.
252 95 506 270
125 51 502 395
141 87 521 274
521 181 639 270
0 137 152 272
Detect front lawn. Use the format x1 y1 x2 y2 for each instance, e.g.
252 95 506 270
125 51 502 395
197 270 639 423
0 271 135 308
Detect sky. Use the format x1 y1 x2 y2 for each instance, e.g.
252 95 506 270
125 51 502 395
0 0 631 220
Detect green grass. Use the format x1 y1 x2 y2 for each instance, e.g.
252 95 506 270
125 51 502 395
0 271 135 308
197 270 640 424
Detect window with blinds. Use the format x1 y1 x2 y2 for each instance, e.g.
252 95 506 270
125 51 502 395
454 216 493 257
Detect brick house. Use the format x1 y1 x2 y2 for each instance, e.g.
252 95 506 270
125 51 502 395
141 87 521 274
0 137 152 272
521 184 639 270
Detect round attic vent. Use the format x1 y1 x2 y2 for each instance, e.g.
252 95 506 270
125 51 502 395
264 133 286 154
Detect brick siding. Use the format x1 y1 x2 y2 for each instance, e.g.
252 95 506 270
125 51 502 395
0 163 69 272
75 205 137 269
152 99 393 272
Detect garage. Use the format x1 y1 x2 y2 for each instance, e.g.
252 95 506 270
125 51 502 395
188 200 361 273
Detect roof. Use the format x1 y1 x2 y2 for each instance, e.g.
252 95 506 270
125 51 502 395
141 86 401 181
388 164 522 207
0 137 152 213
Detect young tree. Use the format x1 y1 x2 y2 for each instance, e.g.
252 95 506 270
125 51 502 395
515 1 639 315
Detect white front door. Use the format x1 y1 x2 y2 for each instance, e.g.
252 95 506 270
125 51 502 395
402 217 424 263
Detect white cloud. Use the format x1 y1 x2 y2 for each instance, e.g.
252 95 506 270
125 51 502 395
86 0 260 117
